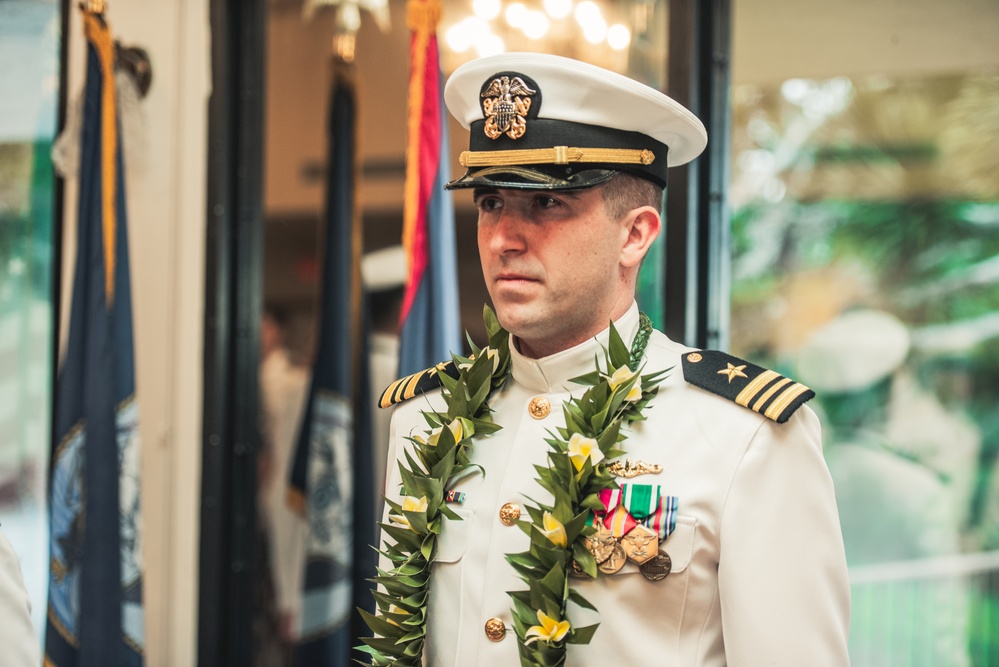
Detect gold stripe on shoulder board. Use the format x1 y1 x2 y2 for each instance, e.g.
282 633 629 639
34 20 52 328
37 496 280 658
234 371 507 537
379 361 454 409
682 350 814 424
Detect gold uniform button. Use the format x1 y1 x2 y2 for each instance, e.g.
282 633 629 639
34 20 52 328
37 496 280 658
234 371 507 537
687 352 702 363
484 617 507 642
528 396 551 419
499 502 521 526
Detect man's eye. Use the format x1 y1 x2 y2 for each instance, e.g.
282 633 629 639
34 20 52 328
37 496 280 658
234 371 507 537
534 196 560 209
476 196 502 211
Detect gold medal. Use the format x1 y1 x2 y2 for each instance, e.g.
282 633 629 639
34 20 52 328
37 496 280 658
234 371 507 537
621 524 659 565
584 523 617 564
639 551 672 581
597 542 627 575
568 560 588 579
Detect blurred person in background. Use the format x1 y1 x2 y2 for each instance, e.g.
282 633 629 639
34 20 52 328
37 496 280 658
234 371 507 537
798 308 974 666
0 527 40 666
258 305 309 663
362 246 406 504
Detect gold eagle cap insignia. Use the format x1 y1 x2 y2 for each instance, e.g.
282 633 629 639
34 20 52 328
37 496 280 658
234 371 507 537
480 75 536 140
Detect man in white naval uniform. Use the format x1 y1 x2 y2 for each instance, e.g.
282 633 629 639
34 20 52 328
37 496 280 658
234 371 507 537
377 53 850 666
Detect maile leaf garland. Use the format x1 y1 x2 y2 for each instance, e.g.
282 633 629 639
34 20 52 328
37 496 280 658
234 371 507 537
506 315 664 667
358 305 511 666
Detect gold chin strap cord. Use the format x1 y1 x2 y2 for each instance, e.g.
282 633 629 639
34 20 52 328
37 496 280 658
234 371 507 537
460 146 656 167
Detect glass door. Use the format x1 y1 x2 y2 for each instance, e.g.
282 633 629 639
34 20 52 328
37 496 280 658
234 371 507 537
730 2 999 664
0 0 62 644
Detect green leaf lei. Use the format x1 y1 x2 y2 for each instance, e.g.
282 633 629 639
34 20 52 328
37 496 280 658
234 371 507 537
359 307 662 666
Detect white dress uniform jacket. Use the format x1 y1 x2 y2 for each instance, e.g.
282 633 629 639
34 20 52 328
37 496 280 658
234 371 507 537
0 529 40 667
381 303 851 666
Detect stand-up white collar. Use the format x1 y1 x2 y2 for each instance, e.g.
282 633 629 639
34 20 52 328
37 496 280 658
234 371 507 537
509 302 641 394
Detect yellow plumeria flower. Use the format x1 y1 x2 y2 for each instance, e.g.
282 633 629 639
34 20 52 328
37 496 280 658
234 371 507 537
608 365 635 389
524 609 570 645
484 347 499 372
540 511 567 548
458 346 499 372
423 418 464 447
608 365 642 401
389 495 428 530
386 604 410 627
447 418 465 442
567 432 604 471
402 495 428 513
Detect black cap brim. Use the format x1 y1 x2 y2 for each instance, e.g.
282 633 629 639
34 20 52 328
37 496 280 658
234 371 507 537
444 165 619 191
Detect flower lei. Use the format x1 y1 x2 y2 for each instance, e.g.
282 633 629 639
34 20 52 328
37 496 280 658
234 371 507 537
359 307 662 666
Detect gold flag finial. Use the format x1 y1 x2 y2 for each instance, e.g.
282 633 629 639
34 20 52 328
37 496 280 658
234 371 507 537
83 0 107 15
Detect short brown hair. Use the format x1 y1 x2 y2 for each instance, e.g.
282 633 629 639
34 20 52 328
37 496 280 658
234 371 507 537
600 172 663 220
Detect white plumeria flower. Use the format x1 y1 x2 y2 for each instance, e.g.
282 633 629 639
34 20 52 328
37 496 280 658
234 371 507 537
389 495 428 530
524 609 570 645
608 365 642 401
540 511 567 547
422 418 464 447
445 418 464 443
458 346 500 372
484 346 499 371
608 365 636 389
567 432 604 471
401 495 428 513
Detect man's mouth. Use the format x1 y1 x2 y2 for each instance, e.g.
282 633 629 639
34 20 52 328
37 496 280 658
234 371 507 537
495 272 539 283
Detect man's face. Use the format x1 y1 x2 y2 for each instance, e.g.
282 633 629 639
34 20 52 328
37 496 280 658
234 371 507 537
475 185 634 358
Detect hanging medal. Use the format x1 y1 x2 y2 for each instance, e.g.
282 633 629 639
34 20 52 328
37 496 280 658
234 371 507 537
619 484 661 564
639 493 678 580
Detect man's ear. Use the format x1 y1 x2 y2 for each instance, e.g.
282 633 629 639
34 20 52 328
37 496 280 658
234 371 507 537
620 206 661 269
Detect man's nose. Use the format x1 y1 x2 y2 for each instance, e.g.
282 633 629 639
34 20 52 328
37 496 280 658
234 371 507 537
487 208 527 255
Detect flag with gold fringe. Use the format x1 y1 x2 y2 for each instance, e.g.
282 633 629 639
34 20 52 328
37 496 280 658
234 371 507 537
288 55 369 666
46 7 144 666
398 0 462 376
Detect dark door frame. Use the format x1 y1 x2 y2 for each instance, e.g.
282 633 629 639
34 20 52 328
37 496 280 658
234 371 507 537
666 0 732 350
197 0 265 664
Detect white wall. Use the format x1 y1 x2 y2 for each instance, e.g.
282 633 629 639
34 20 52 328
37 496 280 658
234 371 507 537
60 2 210 664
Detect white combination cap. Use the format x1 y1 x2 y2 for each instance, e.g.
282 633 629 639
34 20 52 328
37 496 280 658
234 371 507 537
444 52 707 191
362 245 407 292
797 309 911 393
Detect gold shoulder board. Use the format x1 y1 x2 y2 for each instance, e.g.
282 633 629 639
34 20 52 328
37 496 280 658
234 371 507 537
378 361 459 409
681 350 813 424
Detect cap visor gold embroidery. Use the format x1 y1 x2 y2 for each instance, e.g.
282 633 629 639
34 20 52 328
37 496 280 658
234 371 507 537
460 146 654 167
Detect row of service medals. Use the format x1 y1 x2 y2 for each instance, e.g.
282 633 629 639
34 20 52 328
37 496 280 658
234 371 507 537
570 485 676 582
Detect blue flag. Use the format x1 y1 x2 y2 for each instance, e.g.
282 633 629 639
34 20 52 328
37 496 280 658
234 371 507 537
288 57 373 665
46 9 144 667
398 8 461 376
